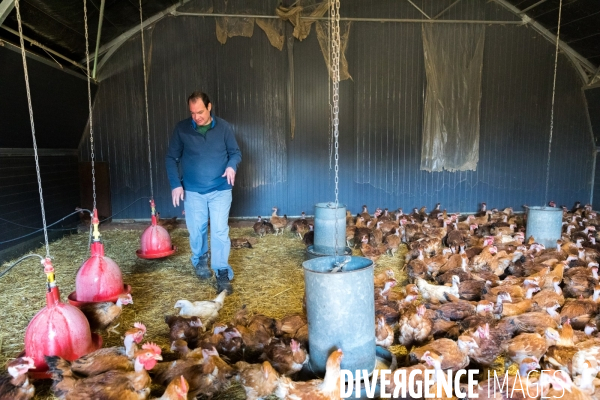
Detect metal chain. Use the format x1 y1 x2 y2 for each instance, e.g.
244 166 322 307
15 0 50 258
332 0 341 210
140 0 154 199
327 14 333 170
544 0 562 206
83 0 97 211
330 0 341 256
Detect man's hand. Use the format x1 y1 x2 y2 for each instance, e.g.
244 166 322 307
222 167 236 186
172 187 184 207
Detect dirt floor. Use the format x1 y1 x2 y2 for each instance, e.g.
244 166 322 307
0 222 407 399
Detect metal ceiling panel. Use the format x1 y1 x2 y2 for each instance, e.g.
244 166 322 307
1 0 598 72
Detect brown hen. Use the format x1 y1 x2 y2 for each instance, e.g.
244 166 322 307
79 293 133 335
47 343 162 400
274 349 343 400
235 361 279 400
0 357 35 400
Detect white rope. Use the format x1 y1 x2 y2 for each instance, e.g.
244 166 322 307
140 0 154 199
83 0 97 211
544 0 562 206
330 0 341 256
15 0 50 258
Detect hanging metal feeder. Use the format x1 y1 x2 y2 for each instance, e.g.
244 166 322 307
136 199 176 259
25 258 102 379
303 255 376 375
68 210 131 305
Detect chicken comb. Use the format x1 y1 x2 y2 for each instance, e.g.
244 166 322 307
202 347 219 358
180 375 189 392
213 324 227 335
9 357 35 368
21 356 35 365
134 322 147 333
142 342 162 355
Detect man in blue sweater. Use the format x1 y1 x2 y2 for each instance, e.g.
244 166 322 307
165 91 241 294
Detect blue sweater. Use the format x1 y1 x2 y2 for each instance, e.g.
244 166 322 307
165 115 242 194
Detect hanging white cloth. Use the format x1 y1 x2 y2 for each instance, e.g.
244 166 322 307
420 22 485 172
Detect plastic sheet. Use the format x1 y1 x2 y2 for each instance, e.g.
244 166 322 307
315 20 352 81
256 18 285 51
215 17 255 45
276 0 329 41
420 23 485 172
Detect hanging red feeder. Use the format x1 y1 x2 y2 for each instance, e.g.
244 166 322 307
25 258 102 379
68 210 131 305
136 199 176 259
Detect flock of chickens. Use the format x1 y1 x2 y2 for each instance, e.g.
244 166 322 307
4 201 600 399
365 202 600 399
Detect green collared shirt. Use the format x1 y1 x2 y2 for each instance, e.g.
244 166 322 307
192 117 215 136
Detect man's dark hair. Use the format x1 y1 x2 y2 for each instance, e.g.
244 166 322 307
188 91 211 107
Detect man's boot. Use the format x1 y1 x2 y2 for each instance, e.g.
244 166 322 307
216 269 233 295
193 253 212 280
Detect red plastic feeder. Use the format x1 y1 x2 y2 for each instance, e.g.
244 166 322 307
69 240 130 304
68 209 131 304
25 259 102 379
136 199 176 259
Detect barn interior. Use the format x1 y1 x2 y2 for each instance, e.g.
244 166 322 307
1 0 600 399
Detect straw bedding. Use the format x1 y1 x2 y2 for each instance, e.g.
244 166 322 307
0 226 407 399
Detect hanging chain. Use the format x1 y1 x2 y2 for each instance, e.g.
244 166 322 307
140 0 154 199
327 11 333 170
331 0 340 208
544 0 562 206
330 0 341 256
83 0 97 211
15 0 50 258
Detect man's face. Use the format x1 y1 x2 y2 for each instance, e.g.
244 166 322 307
189 99 212 126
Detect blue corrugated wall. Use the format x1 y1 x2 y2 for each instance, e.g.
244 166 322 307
79 0 595 219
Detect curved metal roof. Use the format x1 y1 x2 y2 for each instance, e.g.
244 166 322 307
0 0 598 83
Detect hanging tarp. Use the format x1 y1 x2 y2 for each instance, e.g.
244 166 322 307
256 18 285 51
276 0 329 41
214 0 255 46
315 20 352 81
420 22 485 172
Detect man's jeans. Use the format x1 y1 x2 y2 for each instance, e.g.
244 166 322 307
185 189 234 280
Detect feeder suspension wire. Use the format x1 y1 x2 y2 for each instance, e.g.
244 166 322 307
544 0 562 206
0 210 84 245
0 254 44 279
0 210 88 231
327 12 333 170
83 0 97 212
0 216 80 231
140 0 154 199
0 197 150 245
330 0 341 255
15 0 50 259
331 0 340 208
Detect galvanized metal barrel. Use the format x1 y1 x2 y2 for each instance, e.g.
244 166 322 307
313 202 346 255
526 206 563 248
302 255 375 376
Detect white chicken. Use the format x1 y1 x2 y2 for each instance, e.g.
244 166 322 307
174 291 227 325
416 275 460 303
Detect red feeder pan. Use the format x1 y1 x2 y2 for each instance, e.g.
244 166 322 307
136 200 176 259
67 284 132 307
25 261 102 379
70 241 129 303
